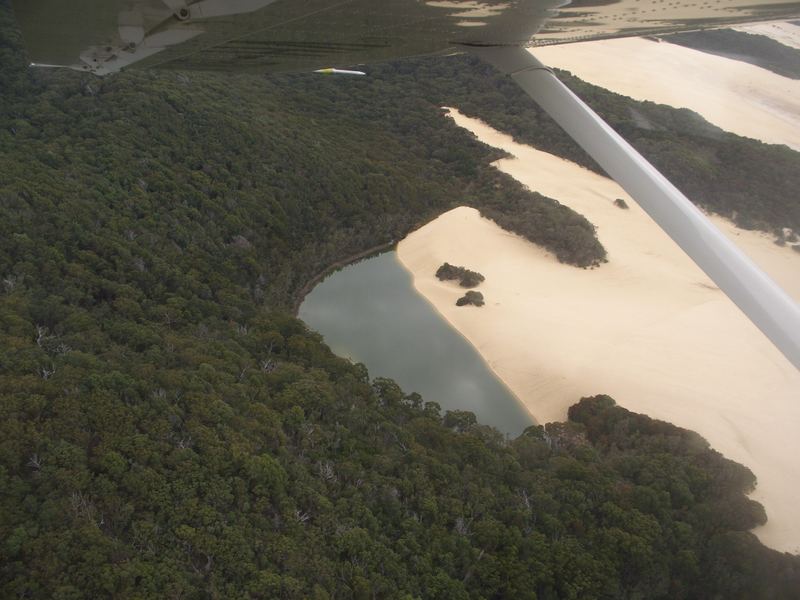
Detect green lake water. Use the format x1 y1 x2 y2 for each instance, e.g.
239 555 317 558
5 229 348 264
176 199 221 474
298 251 534 437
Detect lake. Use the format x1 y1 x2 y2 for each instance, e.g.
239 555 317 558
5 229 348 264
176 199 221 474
298 251 534 437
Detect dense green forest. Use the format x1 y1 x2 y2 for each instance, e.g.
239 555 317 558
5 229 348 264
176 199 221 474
3 2 800 596
664 29 800 80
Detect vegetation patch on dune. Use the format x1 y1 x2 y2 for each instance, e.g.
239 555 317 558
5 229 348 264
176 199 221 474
436 263 485 288
456 290 485 306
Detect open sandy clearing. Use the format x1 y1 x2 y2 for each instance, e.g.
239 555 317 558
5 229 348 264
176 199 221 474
533 38 800 151
397 110 800 553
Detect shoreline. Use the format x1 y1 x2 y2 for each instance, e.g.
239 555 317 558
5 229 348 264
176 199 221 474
295 238 538 430
291 213 457 316
392 254 539 428
291 240 397 316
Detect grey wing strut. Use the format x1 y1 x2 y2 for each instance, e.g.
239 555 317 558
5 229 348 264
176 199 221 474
470 46 800 370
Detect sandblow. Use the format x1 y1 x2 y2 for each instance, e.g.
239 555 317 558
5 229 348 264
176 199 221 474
534 37 800 151
397 110 800 553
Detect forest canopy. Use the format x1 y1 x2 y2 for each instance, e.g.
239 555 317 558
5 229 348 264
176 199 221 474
2 3 799 597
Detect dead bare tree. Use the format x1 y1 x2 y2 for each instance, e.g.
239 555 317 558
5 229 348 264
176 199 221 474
39 364 56 380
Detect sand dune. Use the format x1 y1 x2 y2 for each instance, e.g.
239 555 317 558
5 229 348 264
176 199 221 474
396 110 800 553
534 38 800 151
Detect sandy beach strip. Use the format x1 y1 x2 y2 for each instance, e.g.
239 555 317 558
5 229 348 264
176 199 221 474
396 110 800 553
533 38 800 151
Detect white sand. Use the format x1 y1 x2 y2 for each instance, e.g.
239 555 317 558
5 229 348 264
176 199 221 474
534 38 800 151
734 21 800 50
396 110 800 553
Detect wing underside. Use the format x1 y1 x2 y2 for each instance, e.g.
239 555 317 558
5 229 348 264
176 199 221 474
11 0 800 75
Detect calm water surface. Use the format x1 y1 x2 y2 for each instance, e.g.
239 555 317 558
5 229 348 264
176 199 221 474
299 251 533 437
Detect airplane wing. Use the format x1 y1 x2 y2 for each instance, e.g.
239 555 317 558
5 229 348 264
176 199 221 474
11 0 800 76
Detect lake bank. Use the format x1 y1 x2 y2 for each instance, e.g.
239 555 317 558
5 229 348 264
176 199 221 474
396 110 800 553
298 251 534 436
291 240 397 316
